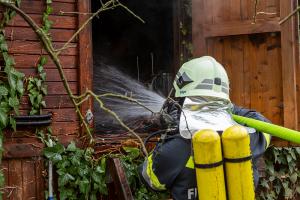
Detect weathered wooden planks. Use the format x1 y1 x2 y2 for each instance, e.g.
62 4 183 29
280 0 298 131
13 54 77 69
193 0 297 146
1 158 45 200
78 0 93 135
206 34 285 146
4 27 76 42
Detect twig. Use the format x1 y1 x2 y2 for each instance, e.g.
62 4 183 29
256 12 277 16
0 1 148 152
87 90 148 157
55 0 118 55
252 0 259 23
118 2 145 24
59 11 93 15
56 0 144 55
0 1 94 142
98 93 156 114
279 6 300 25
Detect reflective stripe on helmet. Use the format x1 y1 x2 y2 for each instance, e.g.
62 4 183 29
173 56 230 101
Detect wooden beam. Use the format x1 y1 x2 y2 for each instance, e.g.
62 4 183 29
203 18 281 38
107 158 134 200
280 0 298 130
192 0 206 56
78 0 93 133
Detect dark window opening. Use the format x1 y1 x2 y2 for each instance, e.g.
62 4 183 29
92 0 176 133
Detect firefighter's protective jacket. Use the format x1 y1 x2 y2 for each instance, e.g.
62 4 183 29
139 102 271 200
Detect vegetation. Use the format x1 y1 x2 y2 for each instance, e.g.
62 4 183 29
0 0 299 200
257 147 300 200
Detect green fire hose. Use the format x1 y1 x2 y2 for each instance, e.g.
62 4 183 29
232 114 300 144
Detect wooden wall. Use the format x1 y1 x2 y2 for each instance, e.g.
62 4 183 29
0 0 93 199
206 34 283 125
193 0 299 146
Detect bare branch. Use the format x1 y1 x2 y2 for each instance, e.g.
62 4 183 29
252 0 259 23
279 6 300 25
87 90 148 156
56 0 145 55
98 93 156 114
0 1 94 142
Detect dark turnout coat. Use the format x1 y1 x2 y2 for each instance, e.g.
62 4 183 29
139 101 271 200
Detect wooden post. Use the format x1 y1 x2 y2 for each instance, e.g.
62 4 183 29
192 0 206 56
280 0 298 130
78 0 93 134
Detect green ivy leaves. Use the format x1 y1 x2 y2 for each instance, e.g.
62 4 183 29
44 142 108 200
119 147 170 200
257 147 300 200
27 56 48 115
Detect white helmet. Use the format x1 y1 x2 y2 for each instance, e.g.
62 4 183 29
173 56 230 101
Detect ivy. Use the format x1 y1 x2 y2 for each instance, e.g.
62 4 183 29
27 56 47 115
43 140 169 200
27 0 52 115
119 147 170 200
0 0 24 197
44 141 108 200
257 147 300 200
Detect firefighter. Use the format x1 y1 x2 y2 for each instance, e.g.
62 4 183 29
139 56 271 200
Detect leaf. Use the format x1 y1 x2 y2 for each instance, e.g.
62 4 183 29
7 73 17 90
296 186 300 194
59 188 74 200
27 81 34 91
40 72 47 81
39 56 47 66
66 141 77 152
8 96 19 107
46 5 53 14
58 173 75 187
41 85 48 95
16 79 24 94
37 94 43 104
79 178 90 194
289 172 298 183
10 116 16 132
90 192 97 200
41 101 46 108
43 143 65 162
0 86 8 96
287 155 292 163
123 147 140 160
29 109 38 116
0 42 8 52
0 110 7 128
11 69 24 78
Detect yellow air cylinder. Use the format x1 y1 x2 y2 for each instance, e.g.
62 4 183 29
192 129 226 200
222 125 255 200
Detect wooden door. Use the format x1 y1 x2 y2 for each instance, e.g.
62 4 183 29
192 0 299 146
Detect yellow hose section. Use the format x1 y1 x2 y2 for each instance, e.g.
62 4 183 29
222 125 255 200
192 129 226 200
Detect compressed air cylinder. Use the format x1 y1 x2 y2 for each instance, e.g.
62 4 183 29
222 125 255 200
192 129 226 200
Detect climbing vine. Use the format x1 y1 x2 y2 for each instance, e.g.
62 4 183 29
0 0 154 199
27 0 52 115
43 140 169 200
0 0 24 195
257 146 300 200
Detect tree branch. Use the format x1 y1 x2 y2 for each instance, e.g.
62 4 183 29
55 0 145 55
279 6 300 25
